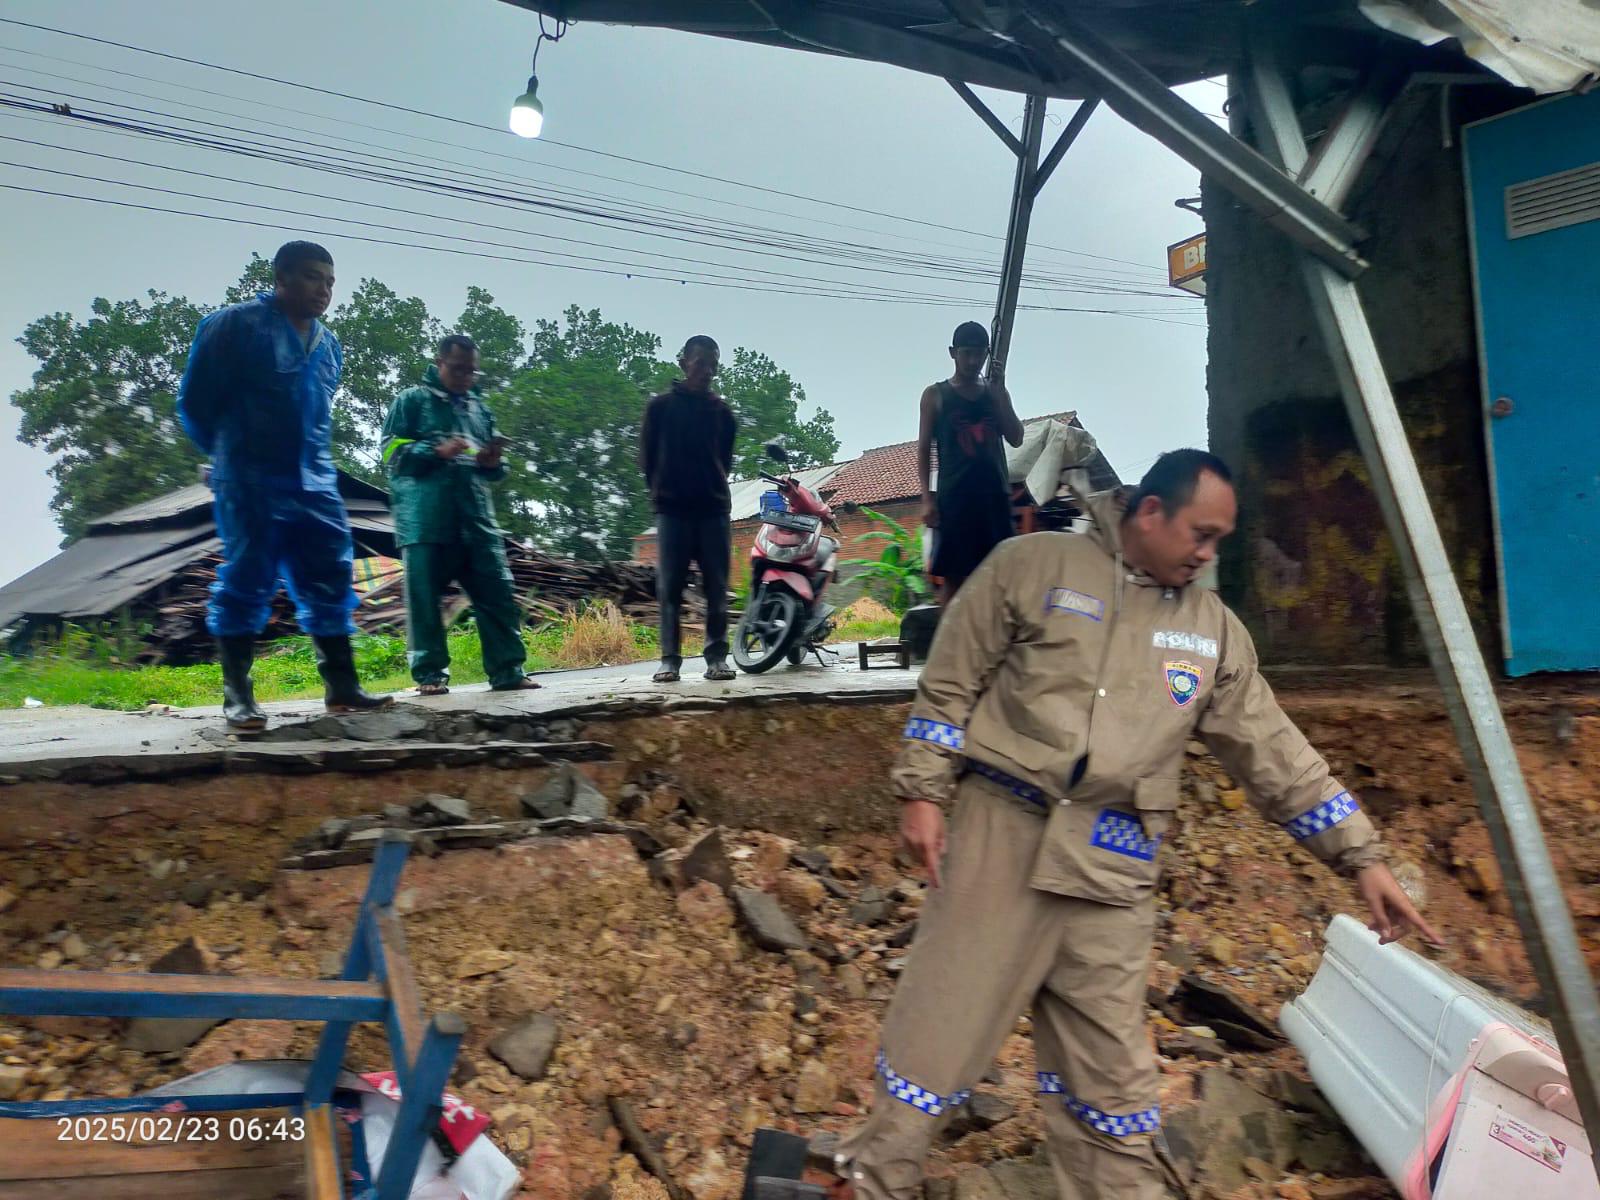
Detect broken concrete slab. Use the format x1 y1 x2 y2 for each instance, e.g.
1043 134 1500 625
819 876 853 901
945 1092 1016 1139
732 887 808 952
849 886 892 927
951 1150 1055 1200
521 762 612 821
322 708 433 742
409 794 473 827
488 1013 561 1081
1164 1068 1307 1193
1157 1027 1228 1062
123 937 222 1054
791 848 833 875
1255 1068 1341 1125
531 816 663 858
681 827 735 894
1174 974 1285 1046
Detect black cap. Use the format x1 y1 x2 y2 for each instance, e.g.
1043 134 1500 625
951 321 989 350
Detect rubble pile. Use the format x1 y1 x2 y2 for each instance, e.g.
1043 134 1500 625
1 685 1595 1200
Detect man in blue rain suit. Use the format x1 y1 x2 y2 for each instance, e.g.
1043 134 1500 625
177 241 393 731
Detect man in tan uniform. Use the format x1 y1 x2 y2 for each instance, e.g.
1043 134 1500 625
830 449 1441 1200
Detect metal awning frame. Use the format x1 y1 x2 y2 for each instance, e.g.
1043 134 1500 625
945 2 1600 1169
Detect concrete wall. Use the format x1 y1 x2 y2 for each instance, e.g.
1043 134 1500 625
1206 81 1525 666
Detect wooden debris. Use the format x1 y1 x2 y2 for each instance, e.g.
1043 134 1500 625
115 543 703 665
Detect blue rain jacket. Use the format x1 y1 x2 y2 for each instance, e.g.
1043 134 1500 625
177 292 341 494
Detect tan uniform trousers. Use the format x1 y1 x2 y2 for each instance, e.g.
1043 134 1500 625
837 776 1165 1200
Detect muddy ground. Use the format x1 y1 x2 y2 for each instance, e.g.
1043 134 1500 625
0 673 1597 1200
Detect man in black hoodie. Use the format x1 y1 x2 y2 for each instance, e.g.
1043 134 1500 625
640 335 738 683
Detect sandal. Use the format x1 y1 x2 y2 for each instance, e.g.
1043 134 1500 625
491 676 542 691
704 663 737 681
416 682 449 696
653 668 681 683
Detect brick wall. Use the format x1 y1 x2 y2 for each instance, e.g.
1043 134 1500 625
631 499 928 589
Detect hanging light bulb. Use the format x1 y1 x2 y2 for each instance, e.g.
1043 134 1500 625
509 75 544 138
509 16 564 140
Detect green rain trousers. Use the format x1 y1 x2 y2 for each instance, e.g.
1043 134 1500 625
382 366 527 687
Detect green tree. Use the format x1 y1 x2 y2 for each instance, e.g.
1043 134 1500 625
326 279 439 477
493 308 664 561
12 291 208 541
717 348 840 478
222 254 276 306
11 275 838 564
452 287 527 391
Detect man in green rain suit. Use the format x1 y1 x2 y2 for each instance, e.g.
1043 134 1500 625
382 334 539 695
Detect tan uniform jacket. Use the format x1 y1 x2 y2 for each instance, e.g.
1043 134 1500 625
893 494 1382 906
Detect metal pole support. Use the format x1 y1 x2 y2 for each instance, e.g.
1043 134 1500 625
947 80 1097 379
990 93 1047 372
1246 59 1600 1170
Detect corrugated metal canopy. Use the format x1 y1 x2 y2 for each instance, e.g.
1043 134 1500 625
497 1 1483 98
0 530 220 629
87 471 393 535
0 470 399 628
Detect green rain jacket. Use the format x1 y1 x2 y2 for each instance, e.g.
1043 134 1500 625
381 365 511 549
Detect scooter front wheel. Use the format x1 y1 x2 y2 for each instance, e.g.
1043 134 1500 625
734 587 803 674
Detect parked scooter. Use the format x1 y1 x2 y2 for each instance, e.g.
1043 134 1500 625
732 440 841 673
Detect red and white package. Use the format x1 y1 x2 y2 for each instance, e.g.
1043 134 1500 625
360 1070 492 1156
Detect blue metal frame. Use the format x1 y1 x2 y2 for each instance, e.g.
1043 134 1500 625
0 831 460 1200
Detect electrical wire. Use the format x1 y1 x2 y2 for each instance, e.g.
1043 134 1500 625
0 40 1167 284
0 176 1204 326
0 85 1196 304
0 16 1174 273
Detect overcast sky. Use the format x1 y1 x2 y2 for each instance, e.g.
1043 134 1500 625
0 0 1216 582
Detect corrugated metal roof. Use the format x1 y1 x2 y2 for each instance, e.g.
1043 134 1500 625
0 530 220 628
498 2 1475 100
87 471 393 534
1 471 398 627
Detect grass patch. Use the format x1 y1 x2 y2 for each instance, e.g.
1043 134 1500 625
833 616 901 643
0 606 693 713
0 598 901 714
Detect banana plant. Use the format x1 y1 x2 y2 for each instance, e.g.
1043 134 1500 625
842 507 930 613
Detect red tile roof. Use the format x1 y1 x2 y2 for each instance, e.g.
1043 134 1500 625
824 410 1081 507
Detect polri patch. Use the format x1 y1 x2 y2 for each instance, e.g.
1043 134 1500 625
1044 587 1105 621
1152 630 1218 659
1164 660 1202 707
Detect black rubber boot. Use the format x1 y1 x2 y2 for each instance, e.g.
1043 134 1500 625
312 635 394 713
218 636 268 732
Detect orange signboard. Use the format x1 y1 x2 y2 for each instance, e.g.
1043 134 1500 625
1167 233 1207 295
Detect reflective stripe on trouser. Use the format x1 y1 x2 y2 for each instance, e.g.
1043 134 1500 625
207 485 359 638
836 776 1165 1200
401 542 526 687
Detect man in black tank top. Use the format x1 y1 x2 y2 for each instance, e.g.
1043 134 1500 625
917 321 1025 603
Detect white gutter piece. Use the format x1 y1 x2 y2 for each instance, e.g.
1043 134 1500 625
1281 913 1599 1198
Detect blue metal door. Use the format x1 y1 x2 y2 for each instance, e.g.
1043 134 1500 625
1465 92 1600 676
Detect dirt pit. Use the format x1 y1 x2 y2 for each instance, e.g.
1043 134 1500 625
1 673 1597 1200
